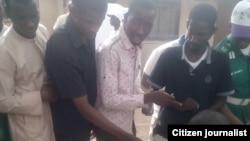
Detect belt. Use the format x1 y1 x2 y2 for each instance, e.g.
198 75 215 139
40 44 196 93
227 96 250 106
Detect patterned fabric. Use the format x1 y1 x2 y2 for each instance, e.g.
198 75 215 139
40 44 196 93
96 25 144 134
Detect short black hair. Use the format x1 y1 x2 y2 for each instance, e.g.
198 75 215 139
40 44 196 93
189 3 217 26
72 0 107 13
128 0 155 13
3 0 38 16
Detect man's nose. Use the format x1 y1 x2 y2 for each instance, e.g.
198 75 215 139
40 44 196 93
190 35 200 43
25 19 36 28
136 25 146 36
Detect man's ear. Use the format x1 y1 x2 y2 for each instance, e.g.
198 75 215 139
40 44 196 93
69 4 77 22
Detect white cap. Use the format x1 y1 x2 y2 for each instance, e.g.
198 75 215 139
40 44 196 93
231 0 250 38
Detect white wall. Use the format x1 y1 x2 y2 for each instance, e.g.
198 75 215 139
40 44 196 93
141 41 166 68
39 0 67 33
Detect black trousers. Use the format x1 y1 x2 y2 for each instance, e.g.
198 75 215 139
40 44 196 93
55 132 90 141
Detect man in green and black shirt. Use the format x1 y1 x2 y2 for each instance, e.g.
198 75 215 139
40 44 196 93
214 0 250 124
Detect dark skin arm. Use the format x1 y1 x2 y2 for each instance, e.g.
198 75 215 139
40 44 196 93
208 96 226 110
41 78 58 103
171 96 243 124
140 74 151 92
141 76 182 115
172 97 199 111
73 96 141 141
218 104 243 124
214 96 243 124
40 83 58 102
170 96 224 112
144 91 182 108
141 103 153 116
141 75 153 115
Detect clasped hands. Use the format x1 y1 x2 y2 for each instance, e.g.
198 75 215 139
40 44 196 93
143 90 200 115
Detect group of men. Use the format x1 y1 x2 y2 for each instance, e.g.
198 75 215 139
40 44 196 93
142 0 250 140
0 0 249 141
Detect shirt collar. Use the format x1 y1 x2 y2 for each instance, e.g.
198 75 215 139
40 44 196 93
9 25 37 42
118 24 141 50
178 34 186 45
181 40 212 64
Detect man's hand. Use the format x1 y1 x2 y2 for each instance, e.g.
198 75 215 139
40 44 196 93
144 91 182 108
41 83 57 102
142 103 153 116
121 133 142 141
174 97 199 111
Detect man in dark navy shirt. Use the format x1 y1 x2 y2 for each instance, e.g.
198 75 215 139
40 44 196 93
45 0 141 141
147 3 238 140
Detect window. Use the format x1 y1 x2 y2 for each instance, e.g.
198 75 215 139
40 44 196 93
147 0 181 41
